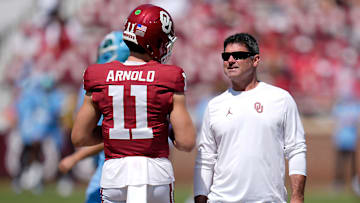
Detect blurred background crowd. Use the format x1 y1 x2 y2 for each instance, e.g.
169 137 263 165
0 0 360 200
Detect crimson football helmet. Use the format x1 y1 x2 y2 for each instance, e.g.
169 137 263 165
123 4 177 64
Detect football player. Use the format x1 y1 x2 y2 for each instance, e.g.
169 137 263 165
71 4 196 203
12 73 64 194
59 30 130 203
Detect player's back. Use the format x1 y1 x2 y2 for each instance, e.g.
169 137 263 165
83 60 185 160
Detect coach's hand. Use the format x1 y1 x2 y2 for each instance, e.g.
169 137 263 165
194 195 208 203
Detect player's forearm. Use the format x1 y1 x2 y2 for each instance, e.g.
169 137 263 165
72 126 102 147
173 123 196 152
289 174 306 203
170 110 196 151
170 94 196 152
73 143 104 161
72 135 102 147
72 93 102 147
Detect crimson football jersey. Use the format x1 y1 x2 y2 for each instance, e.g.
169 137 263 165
83 60 185 160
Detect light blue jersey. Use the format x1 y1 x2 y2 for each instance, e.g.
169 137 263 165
16 73 64 149
332 97 360 151
85 151 105 203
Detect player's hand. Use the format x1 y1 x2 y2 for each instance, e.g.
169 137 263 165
58 155 77 174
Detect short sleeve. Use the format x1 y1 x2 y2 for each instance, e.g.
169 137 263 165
194 105 217 196
172 68 186 93
83 64 101 92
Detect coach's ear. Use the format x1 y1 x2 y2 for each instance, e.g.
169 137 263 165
252 54 260 68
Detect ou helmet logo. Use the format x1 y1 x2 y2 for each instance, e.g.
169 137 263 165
254 102 263 113
160 11 172 34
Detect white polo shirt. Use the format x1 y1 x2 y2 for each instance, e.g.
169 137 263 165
194 82 307 203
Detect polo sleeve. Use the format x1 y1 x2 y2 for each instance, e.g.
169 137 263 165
283 94 307 176
194 105 217 197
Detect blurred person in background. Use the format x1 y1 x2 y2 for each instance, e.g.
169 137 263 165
71 4 196 203
11 72 65 194
332 94 360 191
194 33 307 203
3 1 78 195
58 30 130 203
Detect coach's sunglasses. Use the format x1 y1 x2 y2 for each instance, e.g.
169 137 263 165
221 51 257 61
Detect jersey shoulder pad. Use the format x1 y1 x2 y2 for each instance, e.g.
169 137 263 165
83 63 106 92
157 64 186 92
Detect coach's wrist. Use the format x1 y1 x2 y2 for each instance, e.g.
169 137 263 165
290 195 304 203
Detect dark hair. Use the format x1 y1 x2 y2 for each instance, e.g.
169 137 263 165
124 41 147 54
223 33 259 54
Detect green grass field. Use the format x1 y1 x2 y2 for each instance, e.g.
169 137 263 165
1 180 359 203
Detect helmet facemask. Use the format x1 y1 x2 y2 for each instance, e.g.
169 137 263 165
160 35 177 64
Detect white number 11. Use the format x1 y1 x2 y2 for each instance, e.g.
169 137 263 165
108 85 153 139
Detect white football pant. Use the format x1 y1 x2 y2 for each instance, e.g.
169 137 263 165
101 183 174 203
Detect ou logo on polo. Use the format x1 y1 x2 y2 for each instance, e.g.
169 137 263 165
254 102 263 113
